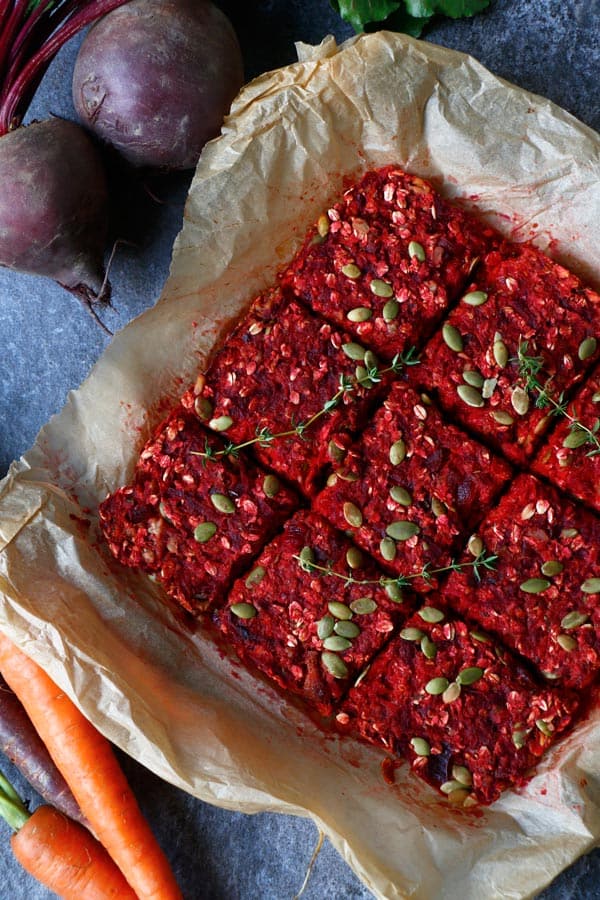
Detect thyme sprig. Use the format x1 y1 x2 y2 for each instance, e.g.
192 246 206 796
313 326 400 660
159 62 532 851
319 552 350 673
191 346 420 461
516 340 600 457
294 549 498 590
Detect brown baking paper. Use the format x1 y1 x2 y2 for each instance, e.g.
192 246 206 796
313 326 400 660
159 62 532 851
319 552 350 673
1 31 600 900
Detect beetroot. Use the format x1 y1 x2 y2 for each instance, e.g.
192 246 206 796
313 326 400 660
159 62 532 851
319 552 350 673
0 118 110 311
72 0 244 171
0 0 131 327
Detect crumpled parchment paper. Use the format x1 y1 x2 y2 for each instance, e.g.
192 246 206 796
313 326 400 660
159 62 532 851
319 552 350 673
1 32 600 900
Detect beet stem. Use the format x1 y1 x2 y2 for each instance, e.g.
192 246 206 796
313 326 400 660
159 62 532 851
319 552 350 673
0 0 130 133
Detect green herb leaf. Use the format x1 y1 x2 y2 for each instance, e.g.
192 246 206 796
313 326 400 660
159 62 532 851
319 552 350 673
330 0 490 34
330 0 402 32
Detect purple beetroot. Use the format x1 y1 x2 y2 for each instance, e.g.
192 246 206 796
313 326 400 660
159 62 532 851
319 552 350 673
72 0 244 171
0 0 131 328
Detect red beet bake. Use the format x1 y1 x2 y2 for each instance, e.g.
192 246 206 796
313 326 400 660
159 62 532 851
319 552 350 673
336 603 578 805
216 511 412 716
313 380 511 591
443 474 600 688
99 406 298 615
99 164 600 807
280 166 497 361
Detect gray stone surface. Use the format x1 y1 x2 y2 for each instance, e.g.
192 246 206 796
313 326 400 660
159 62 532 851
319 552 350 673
0 1 598 897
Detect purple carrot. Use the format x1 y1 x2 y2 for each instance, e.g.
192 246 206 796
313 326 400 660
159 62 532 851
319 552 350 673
0 672 86 826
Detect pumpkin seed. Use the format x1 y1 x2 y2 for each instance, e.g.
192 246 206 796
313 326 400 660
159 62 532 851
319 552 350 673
379 537 397 562
194 396 213 420
327 439 346 462
482 377 497 399
408 240 426 262
578 336 597 361
347 306 372 323
370 279 394 298
317 214 329 237
592 392 600 403
463 369 484 388
490 410 515 426
425 677 449 695
511 387 530 416
520 578 551 594
334 621 361 639
346 547 364 570
561 528 579 539
431 497 447 518
382 299 399 322
581 578 600 594
452 765 473 787
410 737 431 757
230 602 257 620
493 339 509 368
208 415 233 432
364 350 379 373
389 439 407 465
400 627 425 641
440 779 465 795
560 610 588 629
448 788 472 806
442 323 463 353
321 651 348 679
298 546 315 570
563 428 589 449
342 342 367 361
386 521 420 541
317 615 335 640
470 629 491 643
194 522 217 543
512 730 527 749
557 634 577 652
457 666 484 686
418 607 444 624
443 685 461 704
350 597 378 615
263 474 280 498
328 601 353 621
245 566 266 588
385 581 403 602
343 502 363 528
541 560 563 577
323 635 352 652
341 263 361 279
457 384 484 408
420 636 437 660
536 719 553 737
462 290 488 306
210 493 235 514
390 485 412 506
467 534 483 557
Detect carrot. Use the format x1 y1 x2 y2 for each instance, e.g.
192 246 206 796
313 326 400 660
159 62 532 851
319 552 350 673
0 632 182 900
11 804 138 899
0 672 85 826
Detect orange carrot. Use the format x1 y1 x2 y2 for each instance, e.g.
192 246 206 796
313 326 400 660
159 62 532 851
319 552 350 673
0 632 182 900
11 804 138 899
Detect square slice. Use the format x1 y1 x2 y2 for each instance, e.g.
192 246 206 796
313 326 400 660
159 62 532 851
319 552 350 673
182 287 390 497
419 242 600 466
532 364 600 513
313 382 512 592
99 407 298 616
280 166 497 361
443 473 600 688
337 604 578 806
215 510 414 716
